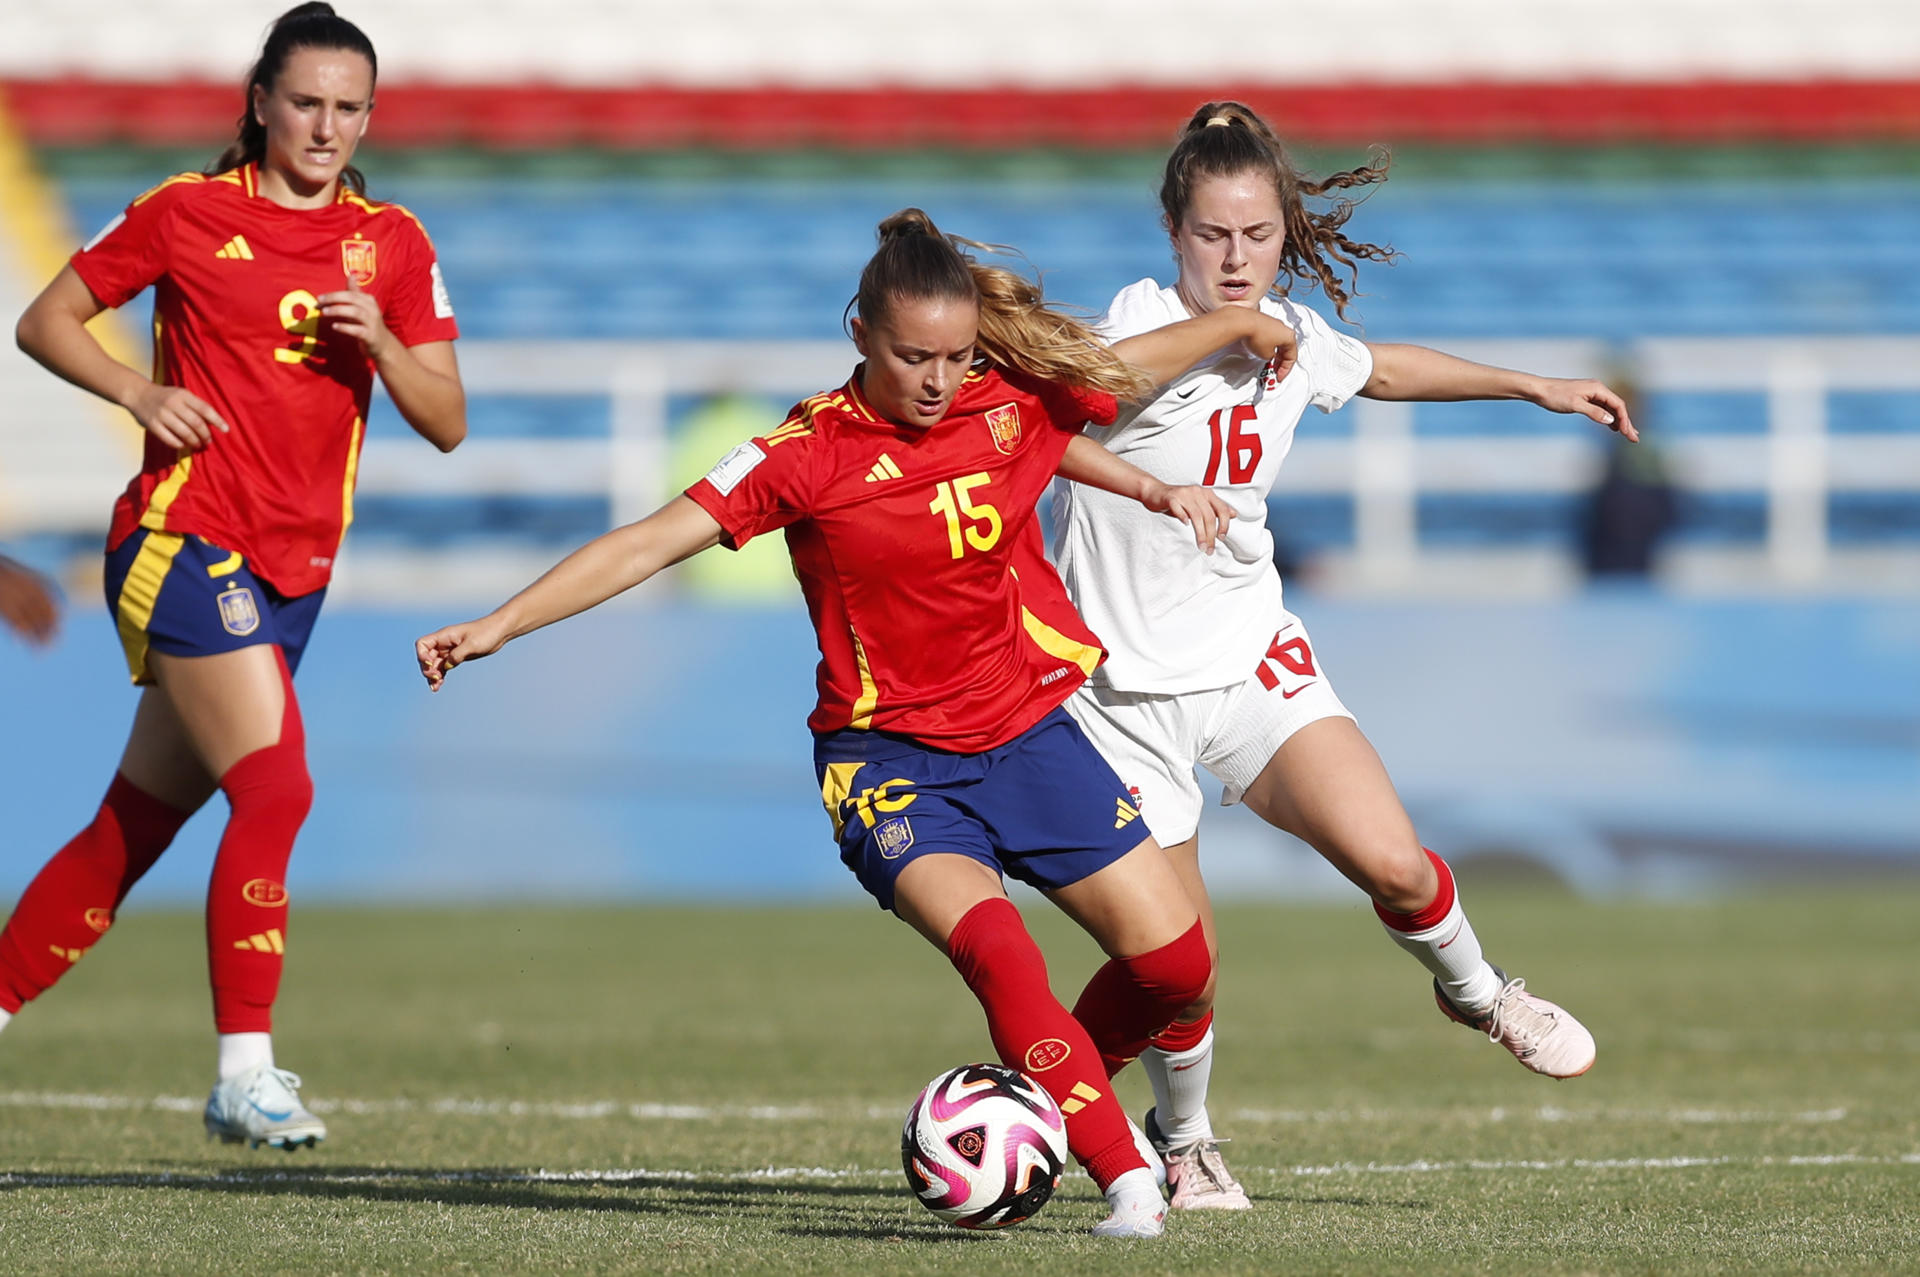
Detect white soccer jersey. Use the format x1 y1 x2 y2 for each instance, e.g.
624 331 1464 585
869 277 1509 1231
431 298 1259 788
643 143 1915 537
1050 279 1373 693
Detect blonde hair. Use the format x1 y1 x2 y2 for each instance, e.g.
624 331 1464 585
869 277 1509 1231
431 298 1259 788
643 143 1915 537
1161 101 1397 322
856 209 1152 401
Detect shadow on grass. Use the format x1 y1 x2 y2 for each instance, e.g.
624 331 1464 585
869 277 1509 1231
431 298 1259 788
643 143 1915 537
0 1164 896 1220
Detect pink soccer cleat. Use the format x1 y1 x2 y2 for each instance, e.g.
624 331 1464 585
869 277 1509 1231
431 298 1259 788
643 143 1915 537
1436 967 1597 1079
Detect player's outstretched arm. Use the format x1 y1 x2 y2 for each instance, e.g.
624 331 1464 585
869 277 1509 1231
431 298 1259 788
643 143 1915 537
1109 306 1297 392
0 556 60 646
16 266 230 452
1362 343 1638 442
415 495 725 690
1057 434 1233 553
319 278 467 451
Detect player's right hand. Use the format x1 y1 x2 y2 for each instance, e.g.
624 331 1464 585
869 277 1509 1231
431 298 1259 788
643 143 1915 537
0 557 60 646
416 615 510 691
127 383 230 452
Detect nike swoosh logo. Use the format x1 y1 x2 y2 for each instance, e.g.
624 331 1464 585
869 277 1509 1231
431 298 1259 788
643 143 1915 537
1436 926 1463 950
1170 1061 1202 1072
1176 384 1200 399
247 1098 295 1121
1280 682 1315 699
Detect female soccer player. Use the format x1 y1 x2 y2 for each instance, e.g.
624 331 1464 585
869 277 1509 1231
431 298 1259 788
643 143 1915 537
417 210 1295 1237
2 3 464 1150
1052 102 1634 1209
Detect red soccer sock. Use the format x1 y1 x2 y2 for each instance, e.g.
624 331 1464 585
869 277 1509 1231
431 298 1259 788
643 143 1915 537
1149 1007 1214 1055
1372 847 1456 932
945 897 1144 1191
205 654 312 1035
0 773 193 1013
1071 918 1213 1077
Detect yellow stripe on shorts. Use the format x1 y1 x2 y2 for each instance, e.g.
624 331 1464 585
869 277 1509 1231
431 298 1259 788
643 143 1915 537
115 532 186 685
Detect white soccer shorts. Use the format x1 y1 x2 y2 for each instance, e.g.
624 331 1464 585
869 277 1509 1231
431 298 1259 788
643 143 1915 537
1063 610 1353 846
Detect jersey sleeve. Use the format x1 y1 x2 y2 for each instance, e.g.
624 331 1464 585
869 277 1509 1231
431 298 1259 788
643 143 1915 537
68 176 191 308
1007 368 1120 432
382 212 460 347
684 431 819 549
1290 303 1374 412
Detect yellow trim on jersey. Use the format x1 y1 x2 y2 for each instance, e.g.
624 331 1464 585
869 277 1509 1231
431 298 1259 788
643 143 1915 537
0 87 143 455
1019 603 1102 679
848 630 879 730
211 169 244 189
129 172 207 208
340 415 365 535
114 531 186 684
205 548 244 578
139 454 194 532
819 761 865 839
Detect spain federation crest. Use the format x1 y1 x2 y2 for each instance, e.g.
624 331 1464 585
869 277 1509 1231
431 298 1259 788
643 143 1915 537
874 816 915 860
341 235 377 287
217 584 260 637
984 403 1022 455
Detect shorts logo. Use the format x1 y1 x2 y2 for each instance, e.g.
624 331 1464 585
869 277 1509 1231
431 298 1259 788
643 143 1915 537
985 403 1022 455
341 234 377 287
1025 1038 1071 1072
84 907 113 933
874 816 915 860
242 879 289 908
1127 784 1143 809
1113 796 1141 829
217 584 260 637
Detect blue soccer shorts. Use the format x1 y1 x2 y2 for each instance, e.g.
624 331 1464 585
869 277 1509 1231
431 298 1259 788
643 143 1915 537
104 529 325 685
813 707 1152 912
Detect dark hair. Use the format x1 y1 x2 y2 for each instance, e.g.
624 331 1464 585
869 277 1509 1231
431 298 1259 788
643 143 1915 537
1160 101 1397 322
853 209 1151 399
205 3 378 195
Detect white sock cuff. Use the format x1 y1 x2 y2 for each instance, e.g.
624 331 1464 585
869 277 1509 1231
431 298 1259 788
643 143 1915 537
217 1032 275 1080
1384 894 1464 944
1153 1026 1215 1068
0 1008 12 1034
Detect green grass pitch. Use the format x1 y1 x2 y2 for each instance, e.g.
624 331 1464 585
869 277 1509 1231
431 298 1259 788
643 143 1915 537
1 888 1916 1274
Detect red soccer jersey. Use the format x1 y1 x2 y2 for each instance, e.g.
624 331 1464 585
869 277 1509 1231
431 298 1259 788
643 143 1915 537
73 163 459 596
689 365 1119 752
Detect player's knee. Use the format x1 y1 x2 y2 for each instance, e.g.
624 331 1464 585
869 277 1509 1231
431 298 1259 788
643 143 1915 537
1369 844 1440 914
1128 918 1213 1019
218 741 314 825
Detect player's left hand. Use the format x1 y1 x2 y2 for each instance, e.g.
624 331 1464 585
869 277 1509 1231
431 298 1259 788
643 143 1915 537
318 276 395 362
1532 378 1638 443
1146 482 1235 554
0 556 60 646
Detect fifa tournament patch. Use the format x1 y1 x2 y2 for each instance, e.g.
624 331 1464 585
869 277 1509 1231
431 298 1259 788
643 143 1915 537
430 262 455 319
874 816 915 860
704 441 767 496
341 234 377 286
984 403 1022 455
217 584 260 637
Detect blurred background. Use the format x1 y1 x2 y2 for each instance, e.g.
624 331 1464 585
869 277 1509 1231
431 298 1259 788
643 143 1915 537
0 0 1914 904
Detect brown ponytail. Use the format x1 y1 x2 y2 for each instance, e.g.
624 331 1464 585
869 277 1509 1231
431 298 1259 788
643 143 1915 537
1160 101 1397 322
854 209 1152 400
205 2 378 195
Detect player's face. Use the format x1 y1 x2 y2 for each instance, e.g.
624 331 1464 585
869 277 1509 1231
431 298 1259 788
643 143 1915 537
851 297 980 428
1170 171 1286 315
252 47 374 201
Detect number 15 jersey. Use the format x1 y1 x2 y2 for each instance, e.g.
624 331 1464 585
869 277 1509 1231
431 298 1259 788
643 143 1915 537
1050 278 1372 695
72 163 459 597
688 365 1118 753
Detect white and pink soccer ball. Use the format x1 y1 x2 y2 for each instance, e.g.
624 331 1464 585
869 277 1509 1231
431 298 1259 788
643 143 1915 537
901 1063 1069 1229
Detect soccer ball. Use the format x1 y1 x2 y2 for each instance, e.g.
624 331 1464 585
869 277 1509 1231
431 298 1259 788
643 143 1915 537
900 1062 1069 1229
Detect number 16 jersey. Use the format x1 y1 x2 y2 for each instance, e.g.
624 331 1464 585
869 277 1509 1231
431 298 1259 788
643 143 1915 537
1049 278 1372 695
688 365 1118 753
73 163 459 597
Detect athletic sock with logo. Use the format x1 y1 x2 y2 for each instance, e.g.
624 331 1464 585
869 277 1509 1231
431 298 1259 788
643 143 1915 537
945 897 1144 1190
0 773 192 1014
1069 918 1213 1077
205 651 312 1035
1141 1011 1216 1147
1375 848 1503 1013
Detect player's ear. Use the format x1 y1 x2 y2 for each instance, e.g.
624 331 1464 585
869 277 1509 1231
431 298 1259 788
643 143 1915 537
850 316 870 358
251 83 268 128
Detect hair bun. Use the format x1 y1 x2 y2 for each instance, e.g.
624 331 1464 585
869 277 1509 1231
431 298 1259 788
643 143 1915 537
876 208 940 244
280 2 339 23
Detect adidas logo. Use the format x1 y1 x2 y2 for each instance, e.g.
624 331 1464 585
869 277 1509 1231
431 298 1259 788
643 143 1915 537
47 943 86 964
1058 1080 1103 1116
233 928 285 954
1113 797 1141 829
864 453 904 483
214 235 255 261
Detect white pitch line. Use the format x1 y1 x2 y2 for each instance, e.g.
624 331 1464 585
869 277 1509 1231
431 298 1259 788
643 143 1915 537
3 1153 1916 1193
0 1091 1860 1127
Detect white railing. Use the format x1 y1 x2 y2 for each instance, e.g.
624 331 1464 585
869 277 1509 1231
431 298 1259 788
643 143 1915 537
350 335 1920 596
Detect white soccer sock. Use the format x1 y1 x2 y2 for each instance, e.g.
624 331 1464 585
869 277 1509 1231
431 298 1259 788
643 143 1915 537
217 1032 274 1080
1142 1028 1217 1148
1381 893 1503 1014
1104 1165 1163 1212
0 1008 12 1034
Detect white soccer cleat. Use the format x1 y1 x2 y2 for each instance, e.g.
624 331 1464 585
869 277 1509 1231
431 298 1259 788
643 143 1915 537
1091 1166 1168 1238
204 1065 327 1151
1436 967 1597 1079
1145 1107 1251 1211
